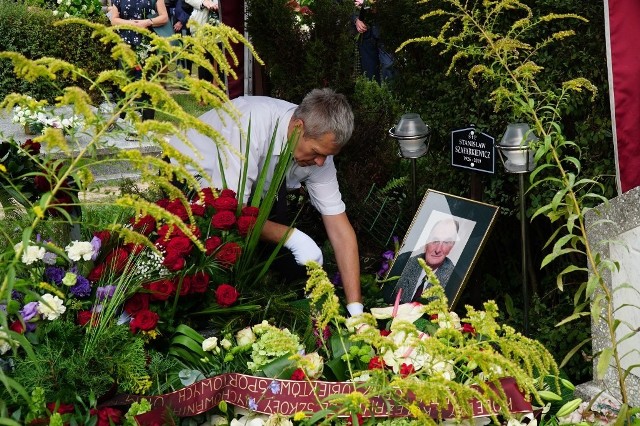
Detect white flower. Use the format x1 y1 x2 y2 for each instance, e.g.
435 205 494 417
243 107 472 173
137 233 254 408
236 327 256 346
0 328 14 355
370 302 426 324
231 408 268 426
430 358 456 381
200 414 229 425
65 240 95 261
437 312 461 330
221 337 233 350
301 352 323 379
202 337 219 352
14 242 46 265
37 293 66 320
52 10 59 15
265 414 293 426
381 326 431 373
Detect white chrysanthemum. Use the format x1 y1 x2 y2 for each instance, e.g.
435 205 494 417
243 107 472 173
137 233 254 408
14 242 46 265
37 293 66 320
202 337 219 352
65 240 95 261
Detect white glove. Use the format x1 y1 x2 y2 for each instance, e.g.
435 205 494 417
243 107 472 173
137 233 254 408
284 228 323 266
346 302 364 316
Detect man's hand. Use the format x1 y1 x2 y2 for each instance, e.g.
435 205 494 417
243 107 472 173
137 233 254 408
284 228 323 266
174 21 183 31
354 18 368 33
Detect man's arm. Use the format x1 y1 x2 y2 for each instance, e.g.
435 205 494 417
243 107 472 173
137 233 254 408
322 213 362 306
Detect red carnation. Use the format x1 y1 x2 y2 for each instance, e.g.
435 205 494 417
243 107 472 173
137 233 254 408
176 276 191 296
165 199 189 220
147 279 175 301
290 368 306 381
77 310 95 326
201 187 216 207
190 202 205 216
461 323 476 335
211 210 236 229
9 320 25 334
205 236 223 255
124 293 150 315
47 402 75 415
130 309 159 333
21 139 41 154
215 283 239 307
368 356 385 370
130 214 156 235
157 224 201 241
215 242 242 267
165 236 193 256
237 215 257 236
241 206 260 217
162 252 186 271
106 248 129 273
399 363 415 378
213 196 238 212
379 329 391 337
90 406 123 426
219 188 236 198
87 263 106 282
189 271 210 293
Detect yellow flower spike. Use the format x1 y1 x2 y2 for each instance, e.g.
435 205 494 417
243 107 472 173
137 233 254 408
293 412 306 421
33 206 45 219
408 403 422 418
38 282 65 299
0 164 6 172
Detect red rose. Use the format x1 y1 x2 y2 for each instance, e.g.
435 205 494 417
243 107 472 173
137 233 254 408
156 198 170 209
90 407 123 426
34 174 51 191
241 206 260 217
189 271 210 293
124 293 150 315
21 139 41 154
379 329 391 337
106 248 129 273
176 276 191 296
211 210 236 229
215 242 242 267
368 356 385 370
9 320 25 334
399 363 415 378
290 368 306 381
130 214 156 235
162 252 185 271
165 199 189 220
213 196 238 212
190 202 205 216
93 230 111 245
87 263 106 282
123 242 145 255
219 188 236 198
165 236 193 256
237 215 257 236
77 310 95 326
205 236 222 255
157 224 201 241
201 187 216 207
461 323 476 335
147 279 175 301
215 283 239 307
47 402 75 415
130 309 159 333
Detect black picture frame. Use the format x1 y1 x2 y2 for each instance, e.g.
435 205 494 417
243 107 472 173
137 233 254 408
382 190 500 309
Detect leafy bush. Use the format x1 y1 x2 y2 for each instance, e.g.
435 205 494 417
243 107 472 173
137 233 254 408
0 2 115 103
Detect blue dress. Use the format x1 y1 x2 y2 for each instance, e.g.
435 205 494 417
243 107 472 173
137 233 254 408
112 0 158 47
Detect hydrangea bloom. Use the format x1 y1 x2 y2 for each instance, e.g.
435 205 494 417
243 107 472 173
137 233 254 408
37 294 66 320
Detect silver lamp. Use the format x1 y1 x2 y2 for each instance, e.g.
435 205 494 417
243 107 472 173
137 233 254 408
389 113 431 211
497 123 538 336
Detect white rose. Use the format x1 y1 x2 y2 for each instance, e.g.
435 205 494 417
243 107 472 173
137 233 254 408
301 352 324 379
37 293 66 320
65 240 95 262
235 327 256 346
202 337 219 352
221 337 233 350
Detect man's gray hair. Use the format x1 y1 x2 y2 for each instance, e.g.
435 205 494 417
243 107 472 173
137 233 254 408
292 88 354 147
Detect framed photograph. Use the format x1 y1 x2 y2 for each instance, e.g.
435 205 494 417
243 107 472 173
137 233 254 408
382 190 500 309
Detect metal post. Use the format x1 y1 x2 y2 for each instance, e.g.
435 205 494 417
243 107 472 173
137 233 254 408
410 157 417 213
519 173 529 336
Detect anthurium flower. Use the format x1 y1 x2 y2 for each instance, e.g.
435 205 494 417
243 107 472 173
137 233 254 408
381 326 431 374
370 302 426 324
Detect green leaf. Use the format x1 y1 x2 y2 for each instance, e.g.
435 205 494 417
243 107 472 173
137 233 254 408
260 353 297 379
559 337 591 368
596 347 613 379
325 357 347 382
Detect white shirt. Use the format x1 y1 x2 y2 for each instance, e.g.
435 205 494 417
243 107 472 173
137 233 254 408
169 96 346 216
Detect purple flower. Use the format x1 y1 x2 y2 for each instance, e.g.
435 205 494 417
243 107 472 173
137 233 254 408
90 236 101 261
11 290 24 301
382 249 395 260
248 397 258 411
331 272 342 287
20 301 39 321
42 252 57 265
70 276 92 298
268 380 281 394
96 285 116 301
44 266 65 285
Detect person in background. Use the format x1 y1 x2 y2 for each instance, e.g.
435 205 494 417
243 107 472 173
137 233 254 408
352 0 394 83
168 88 364 316
184 0 220 85
173 0 193 78
389 218 460 304
108 0 169 122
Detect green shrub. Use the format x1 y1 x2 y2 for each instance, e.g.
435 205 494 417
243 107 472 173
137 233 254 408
0 1 115 103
